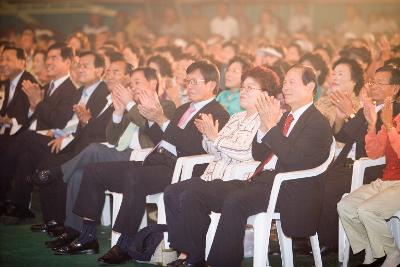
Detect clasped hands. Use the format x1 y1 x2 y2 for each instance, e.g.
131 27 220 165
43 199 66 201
195 113 219 141
256 92 283 133
328 90 355 120
22 80 44 111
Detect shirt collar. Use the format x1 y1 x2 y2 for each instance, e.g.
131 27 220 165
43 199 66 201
106 94 112 103
11 71 24 87
375 104 384 112
289 101 313 122
82 80 101 97
52 74 70 90
192 97 215 111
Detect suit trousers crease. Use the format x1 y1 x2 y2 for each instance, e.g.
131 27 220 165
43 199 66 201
73 157 174 236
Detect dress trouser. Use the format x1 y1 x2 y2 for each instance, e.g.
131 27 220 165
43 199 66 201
337 179 400 258
2 130 52 210
58 143 131 230
73 152 174 237
318 164 383 249
165 175 276 267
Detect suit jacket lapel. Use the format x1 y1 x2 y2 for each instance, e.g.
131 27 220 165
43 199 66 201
285 105 315 142
185 99 217 127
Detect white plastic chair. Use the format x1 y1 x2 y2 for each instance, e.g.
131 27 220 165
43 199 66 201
337 157 400 267
106 150 215 247
209 138 335 267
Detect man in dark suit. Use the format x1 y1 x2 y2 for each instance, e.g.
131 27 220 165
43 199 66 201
4 51 108 230
42 66 175 247
55 60 229 263
0 46 36 135
0 43 78 221
317 64 400 254
0 46 37 211
164 64 332 267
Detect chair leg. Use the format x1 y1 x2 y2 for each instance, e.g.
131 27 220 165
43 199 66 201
310 233 323 267
205 213 221 259
338 218 346 263
111 193 123 247
101 194 111 226
155 194 170 249
276 220 293 267
253 213 272 267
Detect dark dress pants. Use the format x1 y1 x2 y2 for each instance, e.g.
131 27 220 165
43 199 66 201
172 173 276 267
73 158 174 237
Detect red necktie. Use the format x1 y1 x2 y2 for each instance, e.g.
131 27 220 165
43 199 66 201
249 114 294 179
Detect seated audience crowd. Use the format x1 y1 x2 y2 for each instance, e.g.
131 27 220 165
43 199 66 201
0 5 399 267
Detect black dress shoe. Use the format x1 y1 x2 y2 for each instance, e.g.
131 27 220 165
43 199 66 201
167 258 186 267
97 245 132 265
47 224 66 237
45 232 79 249
31 223 49 232
54 238 99 255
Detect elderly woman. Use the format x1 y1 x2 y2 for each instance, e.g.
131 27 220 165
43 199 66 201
216 55 252 115
164 66 281 267
315 57 364 129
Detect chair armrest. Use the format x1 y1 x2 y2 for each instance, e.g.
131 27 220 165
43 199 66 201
129 148 153 161
171 154 215 184
350 157 386 191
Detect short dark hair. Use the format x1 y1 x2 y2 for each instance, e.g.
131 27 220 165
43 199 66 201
147 55 173 77
332 57 364 96
376 64 400 86
314 42 334 60
222 40 239 53
176 53 197 62
384 57 400 69
288 64 318 94
131 67 160 93
228 55 252 73
78 50 105 69
300 52 329 86
47 42 73 61
241 66 281 97
2 46 26 61
124 44 145 66
108 52 124 63
186 60 220 94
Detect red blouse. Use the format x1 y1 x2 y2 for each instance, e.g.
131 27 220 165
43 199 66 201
365 114 400 181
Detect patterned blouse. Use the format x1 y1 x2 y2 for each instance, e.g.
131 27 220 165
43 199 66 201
201 111 260 181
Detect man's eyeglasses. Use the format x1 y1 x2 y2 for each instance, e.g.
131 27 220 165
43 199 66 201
184 79 206 86
368 80 392 86
240 86 262 92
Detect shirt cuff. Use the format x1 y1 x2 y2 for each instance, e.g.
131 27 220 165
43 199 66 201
28 109 34 118
126 101 136 112
112 113 123 123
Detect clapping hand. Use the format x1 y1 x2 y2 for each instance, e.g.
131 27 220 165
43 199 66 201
194 113 219 141
137 89 167 125
363 94 377 131
73 104 91 125
22 80 44 110
381 97 393 130
329 90 354 118
256 92 283 132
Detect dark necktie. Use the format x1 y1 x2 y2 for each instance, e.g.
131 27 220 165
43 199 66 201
46 81 55 97
249 114 295 179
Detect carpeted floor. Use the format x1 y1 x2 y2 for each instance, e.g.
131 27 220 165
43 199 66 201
0 190 365 267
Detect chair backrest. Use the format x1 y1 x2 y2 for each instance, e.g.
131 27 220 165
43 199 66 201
350 156 386 191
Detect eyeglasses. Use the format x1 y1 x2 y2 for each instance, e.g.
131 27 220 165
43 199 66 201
240 86 262 92
184 78 206 86
368 80 392 86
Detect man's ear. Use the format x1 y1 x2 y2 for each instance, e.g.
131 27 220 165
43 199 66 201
149 79 158 92
207 81 217 93
306 81 316 92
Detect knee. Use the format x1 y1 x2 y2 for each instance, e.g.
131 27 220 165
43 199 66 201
180 190 203 209
221 195 243 215
337 197 354 218
357 204 375 221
